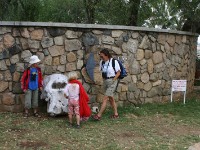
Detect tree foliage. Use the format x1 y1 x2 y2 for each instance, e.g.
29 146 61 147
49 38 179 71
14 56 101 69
0 0 199 33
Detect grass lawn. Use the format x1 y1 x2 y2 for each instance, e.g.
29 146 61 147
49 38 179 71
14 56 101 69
1 91 200 150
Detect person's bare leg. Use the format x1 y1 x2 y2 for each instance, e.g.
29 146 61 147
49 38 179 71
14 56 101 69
68 114 73 124
97 96 109 117
76 114 80 125
109 96 118 116
33 108 38 114
25 108 29 114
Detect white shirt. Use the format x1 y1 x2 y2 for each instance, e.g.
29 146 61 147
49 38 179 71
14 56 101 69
64 83 80 101
99 58 121 78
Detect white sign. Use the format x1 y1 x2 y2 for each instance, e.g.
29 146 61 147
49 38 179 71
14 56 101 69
172 80 187 91
171 80 187 104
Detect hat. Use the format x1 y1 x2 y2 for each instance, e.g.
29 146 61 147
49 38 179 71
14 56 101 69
29 55 41 64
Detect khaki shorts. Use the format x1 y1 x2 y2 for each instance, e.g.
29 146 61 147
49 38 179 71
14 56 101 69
24 89 39 109
103 79 118 97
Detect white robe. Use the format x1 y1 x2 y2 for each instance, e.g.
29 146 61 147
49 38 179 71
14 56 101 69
41 74 68 116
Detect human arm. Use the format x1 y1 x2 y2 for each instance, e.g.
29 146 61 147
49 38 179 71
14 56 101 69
20 69 28 92
38 68 43 89
113 59 121 81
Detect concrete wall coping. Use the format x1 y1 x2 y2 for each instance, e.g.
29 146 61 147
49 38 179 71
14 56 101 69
0 21 199 36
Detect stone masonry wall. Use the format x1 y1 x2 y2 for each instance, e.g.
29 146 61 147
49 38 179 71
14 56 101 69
0 22 198 112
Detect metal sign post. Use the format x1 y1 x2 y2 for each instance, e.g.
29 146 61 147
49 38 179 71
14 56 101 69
171 80 187 104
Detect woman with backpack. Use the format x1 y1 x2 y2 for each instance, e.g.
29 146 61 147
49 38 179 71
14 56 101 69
93 49 121 121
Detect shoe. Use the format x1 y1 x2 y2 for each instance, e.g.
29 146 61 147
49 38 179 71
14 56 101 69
110 114 119 119
75 125 80 129
23 113 29 118
92 114 101 121
33 113 41 118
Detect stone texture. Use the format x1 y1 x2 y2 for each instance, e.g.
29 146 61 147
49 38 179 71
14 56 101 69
30 29 43 40
152 51 163 64
145 50 152 59
157 34 166 45
0 81 9 92
152 80 162 86
112 30 123 38
140 59 146 66
65 39 82 51
36 52 45 62
60 55 66 65
102 35 114 44
2 93 15 105
20 38 29 49
12 82 23 94
54 36 63 45
52 57 60 65
129 59 140 75
132 32 139 39
0 60 8 70
12 28 21 37
28 39 40 49
48 28 65 37
4 70 12 81
92 30 103 35
10 54 19 64
77 50 83 59
0 25 196 111
141 72 149 83
67 52 76 62
122 39 138 53
8 44 22 56
139 35 151 49
65 30 82 38
81 67 94 84
167 34 175 46
3 34 15 48
112 46 122 55
136 49 144 61
77 60 83 69
16 63 24 72
144 82 152 91
41 37 54 48
44 55 52 65
147 59 154 74
13 71 21 82
48 45 64 56
20 28 30 38
66 63 76 71
57 65 65 72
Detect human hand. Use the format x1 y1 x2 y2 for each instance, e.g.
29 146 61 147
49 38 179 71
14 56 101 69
39 87 43 91
23 89 27 93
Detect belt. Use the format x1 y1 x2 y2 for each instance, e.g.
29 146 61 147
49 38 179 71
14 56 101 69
104 76 115 79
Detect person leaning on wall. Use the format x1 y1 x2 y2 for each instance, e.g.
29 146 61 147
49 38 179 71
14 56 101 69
20 55 43 118
92 48 121 121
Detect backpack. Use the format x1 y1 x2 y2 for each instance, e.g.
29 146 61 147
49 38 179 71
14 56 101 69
102 58 127 79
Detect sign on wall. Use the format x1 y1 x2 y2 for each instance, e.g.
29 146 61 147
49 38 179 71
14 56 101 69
171 80 187 104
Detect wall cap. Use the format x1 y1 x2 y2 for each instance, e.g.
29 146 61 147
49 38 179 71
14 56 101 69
0 21 199 36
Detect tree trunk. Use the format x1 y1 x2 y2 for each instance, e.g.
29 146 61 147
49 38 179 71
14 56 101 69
128 0 141 26
182 18 200 34
83 0 100 24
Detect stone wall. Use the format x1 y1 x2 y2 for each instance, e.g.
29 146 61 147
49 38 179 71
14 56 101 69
0 21 198 112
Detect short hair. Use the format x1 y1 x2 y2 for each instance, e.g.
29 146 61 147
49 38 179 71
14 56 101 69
67 71 78 81
100 48 112 58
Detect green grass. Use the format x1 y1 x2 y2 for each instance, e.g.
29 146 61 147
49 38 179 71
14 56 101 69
1 97 200 150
